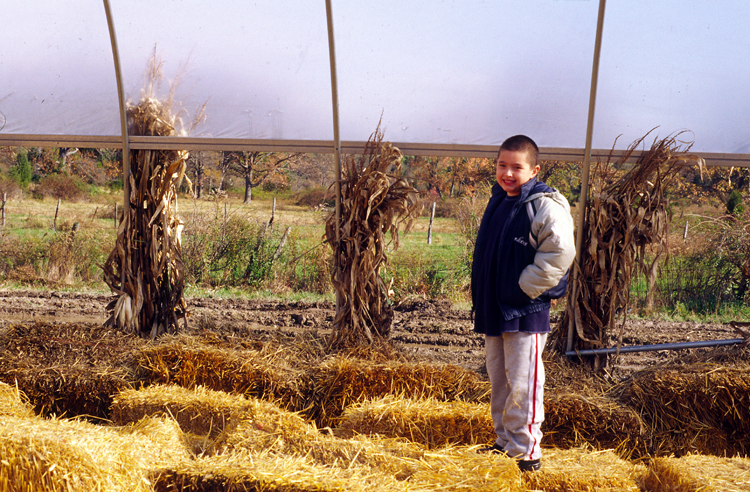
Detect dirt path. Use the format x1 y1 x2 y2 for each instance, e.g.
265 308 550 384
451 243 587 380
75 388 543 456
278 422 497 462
0 289 741 378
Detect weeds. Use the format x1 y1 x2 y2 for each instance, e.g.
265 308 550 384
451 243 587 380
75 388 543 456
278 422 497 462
0 228 108 286
0 187 747 323
182 209 278 288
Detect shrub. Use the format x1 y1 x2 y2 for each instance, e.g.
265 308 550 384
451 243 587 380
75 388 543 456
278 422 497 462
182 211 286 288
452 183 492 271
286 239 332 294
10 150 32 187
0 175 22 199
35 174 86 201
726 189 745 217
294 186 334 208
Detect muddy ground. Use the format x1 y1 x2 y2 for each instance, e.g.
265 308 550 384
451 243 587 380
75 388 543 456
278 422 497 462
0 289 742 382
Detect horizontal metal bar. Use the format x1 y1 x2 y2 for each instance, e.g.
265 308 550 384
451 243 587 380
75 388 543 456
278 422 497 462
0 134 122 148
565 338 745 357
1 133 749 166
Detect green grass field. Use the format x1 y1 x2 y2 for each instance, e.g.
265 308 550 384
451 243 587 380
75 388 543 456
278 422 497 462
1 190 748 321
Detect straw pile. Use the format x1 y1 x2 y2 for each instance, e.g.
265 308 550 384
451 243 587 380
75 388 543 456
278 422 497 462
558 133 699 369
135 336 307 411
0 322 138 419
0 380 34 417
309 356 490 427
217 412 426 479
211 419 523 492
102 95 191 338
522 447 645 492
324 127 421 348
612 363 750 456
641 454 750 492
407 446 523 492
543 392 647 457
335 395 494 448
0 413 191 492
111 384 268 439
151 449 412 492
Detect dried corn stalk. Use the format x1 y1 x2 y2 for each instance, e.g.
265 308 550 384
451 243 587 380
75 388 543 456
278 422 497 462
557 132 699 369
324 128 421 349
102 96 191 338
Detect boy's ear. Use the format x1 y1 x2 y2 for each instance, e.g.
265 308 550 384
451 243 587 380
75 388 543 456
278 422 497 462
532 164 540 176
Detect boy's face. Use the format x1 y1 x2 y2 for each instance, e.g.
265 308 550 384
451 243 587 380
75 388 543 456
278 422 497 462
496 149 540 196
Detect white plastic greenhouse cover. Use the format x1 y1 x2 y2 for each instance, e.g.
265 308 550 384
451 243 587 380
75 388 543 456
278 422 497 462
0 0 748 165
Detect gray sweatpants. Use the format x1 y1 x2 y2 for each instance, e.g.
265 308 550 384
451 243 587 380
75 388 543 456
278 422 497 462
485 332 546 461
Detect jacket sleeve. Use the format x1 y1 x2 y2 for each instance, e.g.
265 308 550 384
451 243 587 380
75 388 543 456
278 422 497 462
518 194 576 300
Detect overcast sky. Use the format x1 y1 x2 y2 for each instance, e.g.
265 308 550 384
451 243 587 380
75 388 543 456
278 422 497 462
1 1 748 154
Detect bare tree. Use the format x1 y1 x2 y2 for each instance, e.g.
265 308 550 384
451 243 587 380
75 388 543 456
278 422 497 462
225 151 300 203
58 147 78 173
186 151 221 199
288 153 336 190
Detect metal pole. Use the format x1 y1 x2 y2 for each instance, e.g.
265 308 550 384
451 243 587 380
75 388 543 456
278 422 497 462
567 0 607 353
103 0 130 287
566 338 745 358
325 0 343 326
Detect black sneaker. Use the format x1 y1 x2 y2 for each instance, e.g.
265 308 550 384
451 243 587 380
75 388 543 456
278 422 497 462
517 458 541 472
478 443 506 455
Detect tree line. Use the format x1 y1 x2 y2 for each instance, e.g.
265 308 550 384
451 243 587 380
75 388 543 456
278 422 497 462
0 146 501 203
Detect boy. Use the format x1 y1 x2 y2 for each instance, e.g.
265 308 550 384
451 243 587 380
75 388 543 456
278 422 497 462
472 135 575 472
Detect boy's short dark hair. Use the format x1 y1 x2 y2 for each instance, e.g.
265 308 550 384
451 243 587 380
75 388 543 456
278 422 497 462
499 135 539 167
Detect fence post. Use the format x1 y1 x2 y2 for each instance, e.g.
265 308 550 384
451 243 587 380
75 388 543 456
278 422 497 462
268 197 276 232
427 202 436 245
114 202 118 228
1 193 6 228
273 226 292 261
53 198 61 231
683 221 689 242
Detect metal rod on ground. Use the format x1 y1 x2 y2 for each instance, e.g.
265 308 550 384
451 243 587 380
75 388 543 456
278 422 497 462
427 202 436 245
565 338 745 357
567 0 607 354
325 0 344 329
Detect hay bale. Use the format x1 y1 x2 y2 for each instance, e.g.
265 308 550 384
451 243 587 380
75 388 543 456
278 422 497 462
544 392 647 457
0 381 34 417
218 406 425 480
136 337 307 411
642 454 750 492
613 363 750 456
408 446 523 492
0 321 140 419
111 384 273 438
522 447 645 492
151 449 410 492
216 397 523 491
157 442 524 492
335 395 494 448
0 413 190 492
309 356 490 427
9 365 131 419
